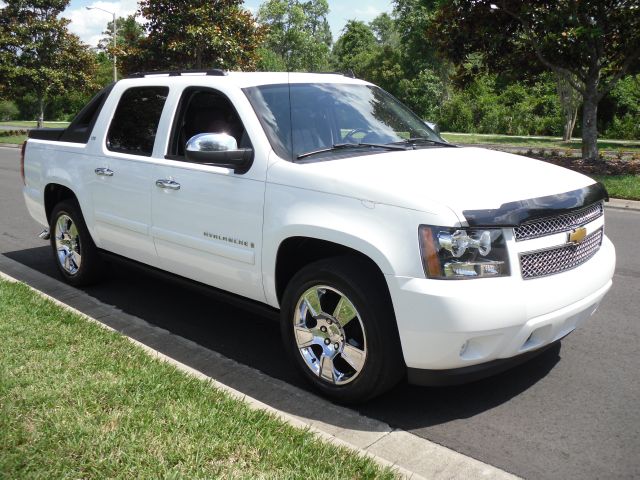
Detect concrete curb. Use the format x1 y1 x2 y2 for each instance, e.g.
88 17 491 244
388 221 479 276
606 198 640 211
0 257 518 480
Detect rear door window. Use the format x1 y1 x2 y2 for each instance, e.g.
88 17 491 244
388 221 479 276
106 86 169 156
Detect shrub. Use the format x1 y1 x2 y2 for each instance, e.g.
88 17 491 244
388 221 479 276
436 73 563 136
0 100 19 121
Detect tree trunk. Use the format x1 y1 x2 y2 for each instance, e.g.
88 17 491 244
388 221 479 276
195 48 202 70
563 116 573 142
37 96 45 128
563 108 578 142
581 83 599 161
556 74 580 142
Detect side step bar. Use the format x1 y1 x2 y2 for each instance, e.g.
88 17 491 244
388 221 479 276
39 229 50 240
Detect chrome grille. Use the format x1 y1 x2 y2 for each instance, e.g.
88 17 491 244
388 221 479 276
520 228 603 279
514 202 603 241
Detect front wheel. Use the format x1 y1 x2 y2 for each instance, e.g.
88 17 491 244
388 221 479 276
281 257 404 403
49 200 103 286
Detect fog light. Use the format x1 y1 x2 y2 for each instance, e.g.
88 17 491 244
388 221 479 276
444 260 505 278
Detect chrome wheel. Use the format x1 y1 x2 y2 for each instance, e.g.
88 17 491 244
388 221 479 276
293 285 367 385
54 214 82 275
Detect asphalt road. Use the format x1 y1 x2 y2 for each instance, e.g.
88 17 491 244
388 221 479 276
1 146 638 479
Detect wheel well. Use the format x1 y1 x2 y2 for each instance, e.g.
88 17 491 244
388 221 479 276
44 184 77 222
275 237 387 304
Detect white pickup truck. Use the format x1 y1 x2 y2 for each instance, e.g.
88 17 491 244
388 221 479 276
21 71 616 402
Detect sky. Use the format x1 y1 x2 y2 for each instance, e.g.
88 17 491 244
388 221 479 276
62 0 394 48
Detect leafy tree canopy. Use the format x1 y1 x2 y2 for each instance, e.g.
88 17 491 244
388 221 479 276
257 0 332 71
98 15 145 57
370 12 400 48
332 20 378 76
429 0 640 160
123 0 265 74
0 0 97 125
393 0 444 75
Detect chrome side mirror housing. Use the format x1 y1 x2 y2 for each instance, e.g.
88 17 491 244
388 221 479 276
186 132 238 152
185 133 253 173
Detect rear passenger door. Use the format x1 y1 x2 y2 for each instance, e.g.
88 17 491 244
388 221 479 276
150 85 267 302
91 85 168 266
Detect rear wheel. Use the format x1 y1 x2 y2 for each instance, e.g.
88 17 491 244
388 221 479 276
281 256 404 403
50 200 103 286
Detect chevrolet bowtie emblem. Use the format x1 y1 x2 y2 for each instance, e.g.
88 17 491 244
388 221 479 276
568 227 587 244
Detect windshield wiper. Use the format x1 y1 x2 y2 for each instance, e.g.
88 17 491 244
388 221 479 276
296 142 407 160
390 137 457 148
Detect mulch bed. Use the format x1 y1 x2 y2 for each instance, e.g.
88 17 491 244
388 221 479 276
538 156 640 175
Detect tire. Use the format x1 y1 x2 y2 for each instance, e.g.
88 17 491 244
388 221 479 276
281 256 404 403
49 199 103 286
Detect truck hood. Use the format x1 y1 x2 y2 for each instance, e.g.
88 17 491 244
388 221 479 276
268 147 598 222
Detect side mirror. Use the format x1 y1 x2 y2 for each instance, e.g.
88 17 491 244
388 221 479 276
423 120 440 136
185 133 253 173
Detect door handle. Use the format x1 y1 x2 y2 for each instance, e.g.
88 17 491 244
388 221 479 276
95 167 114 177
155 179 181 190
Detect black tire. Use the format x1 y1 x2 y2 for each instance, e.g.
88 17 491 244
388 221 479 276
280 256 404 403
49 199 103 286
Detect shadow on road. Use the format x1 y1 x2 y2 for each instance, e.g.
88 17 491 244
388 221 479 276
3 246 561 431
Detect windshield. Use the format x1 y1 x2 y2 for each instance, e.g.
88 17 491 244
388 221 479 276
243 83 444 161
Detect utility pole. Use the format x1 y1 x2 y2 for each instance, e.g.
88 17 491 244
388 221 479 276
86 6 117 82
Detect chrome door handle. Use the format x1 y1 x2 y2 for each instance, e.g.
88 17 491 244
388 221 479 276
95 167 114 177
155 179 181 190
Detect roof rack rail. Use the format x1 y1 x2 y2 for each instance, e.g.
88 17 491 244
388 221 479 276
127 69 227 78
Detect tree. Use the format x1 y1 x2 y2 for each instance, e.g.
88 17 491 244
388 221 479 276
98 15 145 61
556 74 581 141
123 0 264 74
394 0 443 76
370 12 400 48
0 0 97 126
331 12 440 116
332 21 378 77
98 15 145 52
257 0 332 71
429 0 640 161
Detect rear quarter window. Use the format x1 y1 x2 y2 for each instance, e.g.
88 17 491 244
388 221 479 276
59 84 114 144
106 86 169 156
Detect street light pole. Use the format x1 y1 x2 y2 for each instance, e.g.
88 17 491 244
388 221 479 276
86 6 117 82
112 11 117 82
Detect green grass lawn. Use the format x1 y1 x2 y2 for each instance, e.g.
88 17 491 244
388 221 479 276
0 279 395 479
0 120 70 128
442 132 640 153
0 134 27 145
593 175 640 201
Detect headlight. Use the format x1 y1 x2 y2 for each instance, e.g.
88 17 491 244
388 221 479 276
419 225 510 279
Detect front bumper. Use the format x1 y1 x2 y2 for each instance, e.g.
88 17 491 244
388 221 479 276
386 235 615 374
407 337 562 386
